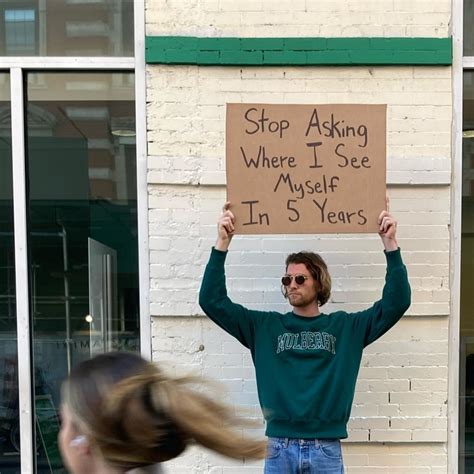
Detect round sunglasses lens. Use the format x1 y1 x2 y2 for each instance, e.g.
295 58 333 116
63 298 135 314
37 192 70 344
295 275 306 285
281 276 291 286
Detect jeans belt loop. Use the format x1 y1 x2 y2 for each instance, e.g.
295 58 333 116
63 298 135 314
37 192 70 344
283 437 289 448
314 438 320 448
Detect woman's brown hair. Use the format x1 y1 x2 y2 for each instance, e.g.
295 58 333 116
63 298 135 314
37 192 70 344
285 251 331 306
61 352 266 470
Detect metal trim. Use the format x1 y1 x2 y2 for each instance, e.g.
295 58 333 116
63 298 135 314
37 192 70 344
134 0 151 360
463 56 474 68
449 0 463 472
0 57 134 69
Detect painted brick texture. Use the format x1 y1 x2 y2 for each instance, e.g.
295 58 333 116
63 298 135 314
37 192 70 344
152 316 448 472
145 1 451 471
149 186 450 317
147 66 452 317
147 66 452 186
159 443 447 473
146 0 450 38
146 68 451 470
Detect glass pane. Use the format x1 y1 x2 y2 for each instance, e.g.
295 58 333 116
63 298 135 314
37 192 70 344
0 74 21 472
461 70 474 473
0 0 134 57
465 0 474 56
25 72 139 473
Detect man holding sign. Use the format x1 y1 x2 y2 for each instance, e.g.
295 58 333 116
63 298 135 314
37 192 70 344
199 201 410 473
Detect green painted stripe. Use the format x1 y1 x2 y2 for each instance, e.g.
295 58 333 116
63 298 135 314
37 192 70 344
145 36 452 66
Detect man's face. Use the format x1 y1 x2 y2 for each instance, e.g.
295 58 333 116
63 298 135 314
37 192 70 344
284 263 318 309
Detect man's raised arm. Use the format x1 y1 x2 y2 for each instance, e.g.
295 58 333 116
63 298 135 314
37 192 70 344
199 202 257 348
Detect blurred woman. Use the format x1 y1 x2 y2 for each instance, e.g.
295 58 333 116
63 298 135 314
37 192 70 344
59 351 266 474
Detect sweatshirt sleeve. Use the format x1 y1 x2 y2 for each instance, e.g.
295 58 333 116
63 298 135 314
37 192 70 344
351 248 411 347
199 247 257 349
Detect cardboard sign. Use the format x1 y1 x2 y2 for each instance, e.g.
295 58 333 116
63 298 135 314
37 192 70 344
226 104 386 234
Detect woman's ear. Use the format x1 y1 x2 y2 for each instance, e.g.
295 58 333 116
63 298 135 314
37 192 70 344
69 435 87 447
69 435 91 454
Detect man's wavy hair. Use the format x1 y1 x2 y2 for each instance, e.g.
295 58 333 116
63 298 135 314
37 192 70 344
284 251 331 307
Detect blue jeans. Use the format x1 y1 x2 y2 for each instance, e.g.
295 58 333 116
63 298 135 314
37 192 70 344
264 438 344 474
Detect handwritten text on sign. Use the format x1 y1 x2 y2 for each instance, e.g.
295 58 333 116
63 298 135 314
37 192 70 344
226 104 386 234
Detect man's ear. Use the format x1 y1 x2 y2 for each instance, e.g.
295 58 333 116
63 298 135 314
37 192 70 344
313 282 321 304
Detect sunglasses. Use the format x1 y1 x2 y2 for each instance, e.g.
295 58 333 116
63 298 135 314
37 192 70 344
281 274 309 286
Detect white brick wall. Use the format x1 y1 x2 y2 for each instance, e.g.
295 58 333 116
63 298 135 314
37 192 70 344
147 66 452 186
343 443 447 473
152 316 448 472
152 316 448 429
146 0 451 37
146 64 451 318
148 66 451 473
148 185 451 318
145 0 452 471
159 443 448 473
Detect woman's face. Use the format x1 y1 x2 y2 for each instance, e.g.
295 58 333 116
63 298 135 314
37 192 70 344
58 405 91 474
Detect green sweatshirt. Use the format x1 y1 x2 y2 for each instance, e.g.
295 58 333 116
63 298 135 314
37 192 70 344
199 247 411 439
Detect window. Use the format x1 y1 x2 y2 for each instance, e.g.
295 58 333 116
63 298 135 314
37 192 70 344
460 3 474 470
0 0 141 470
4 9 36 55
24 72 139 471
0 0 134 57
464 0 474 56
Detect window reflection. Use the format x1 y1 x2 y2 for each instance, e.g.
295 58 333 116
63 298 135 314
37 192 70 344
0 0 134 57
4 9 36 55
25 72 139 472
